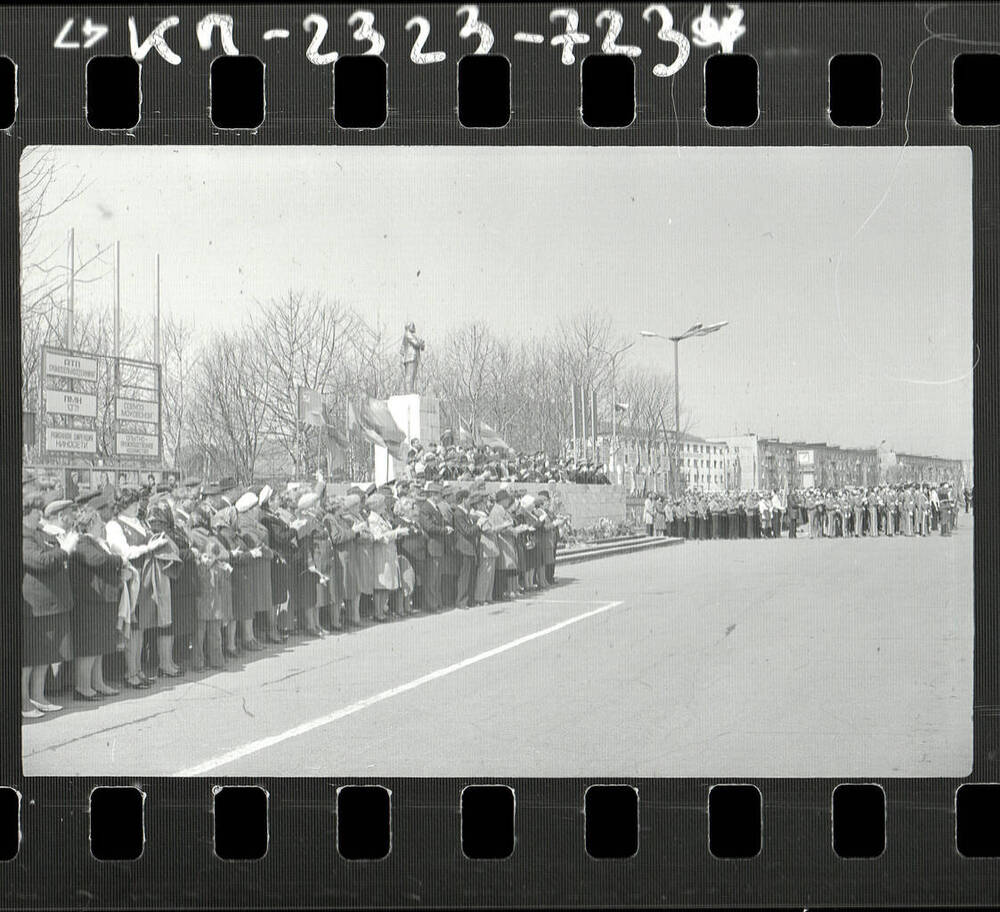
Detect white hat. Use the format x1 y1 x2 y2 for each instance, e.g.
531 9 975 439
258 484 273 506
235 491 258 513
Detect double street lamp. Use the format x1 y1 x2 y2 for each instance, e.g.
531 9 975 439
639 321 729 493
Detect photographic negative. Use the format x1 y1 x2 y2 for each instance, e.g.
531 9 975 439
20 144 973 777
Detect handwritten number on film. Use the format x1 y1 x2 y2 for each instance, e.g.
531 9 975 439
407 16 446 65
61 5 742 79
642 5 689 77
303 13 338 65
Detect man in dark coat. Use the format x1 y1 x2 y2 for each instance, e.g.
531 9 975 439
417 484 449 611
450 488 478 608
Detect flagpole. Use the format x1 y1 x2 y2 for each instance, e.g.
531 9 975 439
571 385 577 461
294 385 301 478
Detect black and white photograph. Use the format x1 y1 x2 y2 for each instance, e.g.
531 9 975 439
20 144 973 778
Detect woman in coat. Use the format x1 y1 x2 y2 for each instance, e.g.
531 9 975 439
236 493 272 651
144 499 185 675
492 490 519 601
514 494 540 591
312 488 335 632
352 493 376 616
257 487 292 643
67 491 124 700
161 500 200 672
106 491 158 689
289 492 321 637
366 494 407 621
212 505 253 656
22 496 76 717
642 495 655 536
471 493 499 605
188 507 230 670
534 490 560 586
652 496 666 537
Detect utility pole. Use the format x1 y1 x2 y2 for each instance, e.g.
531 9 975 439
154 253 161 364
64 228 74 348
673 338 680 492
114 240 121 360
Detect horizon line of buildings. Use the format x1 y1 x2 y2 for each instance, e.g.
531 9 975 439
604 431 970 495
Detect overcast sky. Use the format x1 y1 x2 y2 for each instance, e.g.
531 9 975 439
24 145 973 460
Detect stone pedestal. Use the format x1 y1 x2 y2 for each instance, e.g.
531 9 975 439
373 394 441 485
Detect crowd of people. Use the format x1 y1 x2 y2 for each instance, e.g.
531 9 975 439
404 441 611 484
21 474 566 720
642 483 969 540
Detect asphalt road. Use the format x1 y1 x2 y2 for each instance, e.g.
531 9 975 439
23 516 974 778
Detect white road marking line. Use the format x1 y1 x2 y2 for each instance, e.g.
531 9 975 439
174 599 624 776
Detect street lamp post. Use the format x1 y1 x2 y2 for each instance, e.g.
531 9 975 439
640 321 728 495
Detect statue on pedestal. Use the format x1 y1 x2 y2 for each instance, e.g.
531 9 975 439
400 321 425 393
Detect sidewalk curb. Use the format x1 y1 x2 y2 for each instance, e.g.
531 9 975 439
555 536 684 566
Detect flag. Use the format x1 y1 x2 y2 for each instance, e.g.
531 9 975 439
320 402 348 470
441 424 473 447
478 421 509 450
350 397 409 460
321 402 349 448
297 386 324 426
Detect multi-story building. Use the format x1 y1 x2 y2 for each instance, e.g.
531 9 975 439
712 433 964 491
615 429 968 494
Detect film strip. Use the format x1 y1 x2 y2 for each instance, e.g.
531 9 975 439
1 2 996 907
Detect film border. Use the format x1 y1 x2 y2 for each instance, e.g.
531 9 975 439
0 2 996 907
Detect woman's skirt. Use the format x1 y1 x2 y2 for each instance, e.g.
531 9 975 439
498 533 518 572
231 564 255 621
270 557 289 606
71 599 118 656
373 541 401 590
23 607 73 666
251 557 272 615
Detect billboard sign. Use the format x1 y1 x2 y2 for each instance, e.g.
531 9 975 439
42 348 98 382
44 389 98 418
45 427 97 453
116 397 159 424
116 432 160 457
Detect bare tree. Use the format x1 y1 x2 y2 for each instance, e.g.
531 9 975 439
160 315 199 470
19 148 104 411
191 330 274 484
251 290 357 468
